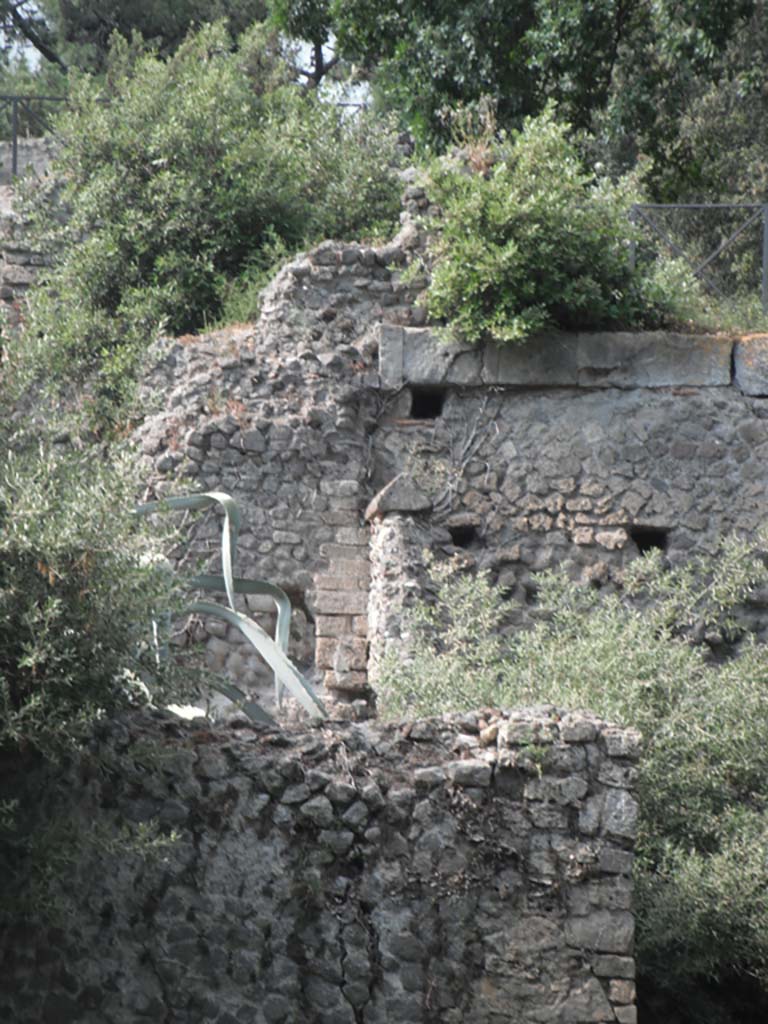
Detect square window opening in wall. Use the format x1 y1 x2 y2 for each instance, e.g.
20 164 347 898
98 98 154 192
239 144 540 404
410 386 447 420
448 523 481 549
629 525 669 555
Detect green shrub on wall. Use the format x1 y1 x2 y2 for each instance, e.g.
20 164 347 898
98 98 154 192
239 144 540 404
0 442 187 758
420 107 703 344
15 22 402 424
379 543 768 1022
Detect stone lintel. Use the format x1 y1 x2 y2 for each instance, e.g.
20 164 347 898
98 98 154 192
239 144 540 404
377 325 734 390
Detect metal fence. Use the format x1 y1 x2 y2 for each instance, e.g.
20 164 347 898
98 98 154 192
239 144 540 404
0 94 65 177
630 203 768 314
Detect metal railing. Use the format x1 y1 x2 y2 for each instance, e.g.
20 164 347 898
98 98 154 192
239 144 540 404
0 94 65 177
630 203 768 314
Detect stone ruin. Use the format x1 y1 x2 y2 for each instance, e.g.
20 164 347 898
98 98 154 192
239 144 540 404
4 177 768 1022
0 706 641 1024
126 185 768 719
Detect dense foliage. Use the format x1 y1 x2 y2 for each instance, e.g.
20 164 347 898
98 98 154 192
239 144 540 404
13 22 400 423
379 542 768 1022
270 1 765 200
0 0 269 71
0 439 187 758
418 109 701 344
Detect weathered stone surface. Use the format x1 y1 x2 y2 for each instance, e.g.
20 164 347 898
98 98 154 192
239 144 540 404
446 758 493 787
592 954 636 979
485 332 579 385
379 325 483 387
0 708 638 1024
602 789 639 841
565 911 635 954
734 335 768 395
364 473 432 521
576 331 732 388
377 324 733 390
560 977 616 1021
403 326 482 384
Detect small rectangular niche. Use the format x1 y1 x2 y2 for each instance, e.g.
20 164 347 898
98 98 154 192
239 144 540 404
448 523 481 549
409 386 447 420
629 525 669 554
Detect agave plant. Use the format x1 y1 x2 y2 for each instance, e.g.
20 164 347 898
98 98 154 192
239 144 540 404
136 491 327 725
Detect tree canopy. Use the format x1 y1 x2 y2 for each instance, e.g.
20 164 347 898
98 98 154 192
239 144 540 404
2 1 766 203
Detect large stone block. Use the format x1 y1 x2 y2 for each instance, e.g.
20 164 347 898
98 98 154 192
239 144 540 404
378 324 733 390
378 325 483 387
576 331 732 388
378 324 406 387
565 911 635 954
484 333 579 385
734 335 768 396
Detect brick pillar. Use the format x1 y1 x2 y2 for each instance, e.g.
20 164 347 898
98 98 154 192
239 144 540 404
312 478 372 715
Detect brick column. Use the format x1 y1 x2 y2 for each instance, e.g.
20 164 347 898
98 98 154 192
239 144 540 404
312 478 372 714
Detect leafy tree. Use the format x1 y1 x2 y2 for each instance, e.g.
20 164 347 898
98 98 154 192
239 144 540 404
272 0 762 205
0 1 67 69
13 21 401 425
0 1 271 71
333 0 539 141
379 538 768 1022
268 0 341 88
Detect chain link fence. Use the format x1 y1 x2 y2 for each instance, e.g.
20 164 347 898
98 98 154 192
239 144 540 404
630 203 768 313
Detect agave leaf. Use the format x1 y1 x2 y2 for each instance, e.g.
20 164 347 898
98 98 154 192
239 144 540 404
189 601 327 720
208 679 276 725
191 574 292 707
136 492 327 722
137 492 241 609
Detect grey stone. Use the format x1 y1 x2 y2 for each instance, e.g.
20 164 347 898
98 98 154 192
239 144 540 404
299 795 335 828
402 327 481 384
577 331 732 388
413 766 447 789
592 954 636 979
734 335 768 395
341 800 370 830
602 728 642 761
485 333 579 385
364 473 432 521
446 759 492 787
565 911 635 953
601 790 639 841
263 994 292 1022
559 977 615 1022
377 324 405 388
360 782 386 809
326 781 358 805
281 783 311 804
599 848 634 876
561 715 598 743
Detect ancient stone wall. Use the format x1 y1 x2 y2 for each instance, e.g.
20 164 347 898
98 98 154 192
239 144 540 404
0 135 55 185
6 176 768 715
132 222 425 716
134 296 768 714
366 327 768 672
0 199 49 329
0 707 640 1024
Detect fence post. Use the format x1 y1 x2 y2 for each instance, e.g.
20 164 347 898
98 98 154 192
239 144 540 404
10 96 18 178
628 205 637 272
762 205 768 316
